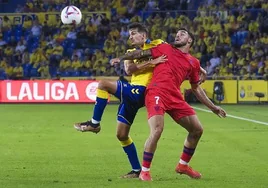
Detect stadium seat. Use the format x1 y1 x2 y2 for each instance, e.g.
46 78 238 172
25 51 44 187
0 71 7 80
15 24 23 30
66 48 74 56
69 42 76 49
30 68 39 77
81 71 90 76
23 63 32 70
61 71 70 77
71 71 80 77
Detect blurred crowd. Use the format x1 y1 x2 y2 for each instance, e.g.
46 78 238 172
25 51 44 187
0 0 267 80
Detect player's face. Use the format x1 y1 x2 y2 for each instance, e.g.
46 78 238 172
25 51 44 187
128 28 146 46
174 30 192 47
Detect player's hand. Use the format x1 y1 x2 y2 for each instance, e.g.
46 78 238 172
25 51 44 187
199 67 207 84
150 55 167 65
110 58 121 66
211 106 227 118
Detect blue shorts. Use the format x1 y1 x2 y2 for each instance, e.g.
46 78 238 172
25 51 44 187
114 80 146 125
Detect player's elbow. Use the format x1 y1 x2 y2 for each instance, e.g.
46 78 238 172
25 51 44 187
191 83 199 93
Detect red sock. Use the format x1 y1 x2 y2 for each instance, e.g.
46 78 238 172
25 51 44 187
180 146 196 163
142 151 154 170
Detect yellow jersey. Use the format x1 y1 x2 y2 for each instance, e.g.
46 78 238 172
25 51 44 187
126 39 164 87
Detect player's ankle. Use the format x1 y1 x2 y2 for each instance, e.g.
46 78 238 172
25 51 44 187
142 167 150 172
91 118 100 124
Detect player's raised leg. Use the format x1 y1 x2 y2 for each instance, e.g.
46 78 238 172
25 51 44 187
117 121 141 178
173 113 203 179
139 114 165 181
74 80 117 133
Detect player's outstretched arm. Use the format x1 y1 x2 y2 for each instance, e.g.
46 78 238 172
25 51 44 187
124 55 167 75
110 49 153 65
191 84 227 118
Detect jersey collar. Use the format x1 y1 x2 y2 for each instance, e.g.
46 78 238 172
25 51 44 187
136 39 151 50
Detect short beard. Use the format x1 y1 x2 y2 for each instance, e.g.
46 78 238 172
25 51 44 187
173 42 187 48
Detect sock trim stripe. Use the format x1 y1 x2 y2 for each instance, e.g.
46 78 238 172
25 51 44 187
183 150 194 156
143 157 153 162
120 137 133 147
144 151 154 156
184 146 196 151
97 89 109 99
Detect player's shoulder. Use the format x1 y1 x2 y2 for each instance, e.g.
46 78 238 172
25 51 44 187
189 54 200 66
151 39 166 45
155 42 171 49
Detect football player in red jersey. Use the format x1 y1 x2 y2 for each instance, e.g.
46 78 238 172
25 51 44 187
110 28 226 181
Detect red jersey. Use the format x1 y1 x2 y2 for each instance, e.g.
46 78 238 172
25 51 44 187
148 43 200 96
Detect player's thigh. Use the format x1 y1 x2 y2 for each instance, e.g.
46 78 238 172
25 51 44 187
116 121 131 140
177 115 203 133
145 90 165 120
117 103 139 126
98 79 117 94
114 81 146 104
113 80 127 101
148 115 165 133
167 102 202 132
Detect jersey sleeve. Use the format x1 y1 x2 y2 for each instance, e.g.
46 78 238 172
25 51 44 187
150 43 170 58
189 58 200 84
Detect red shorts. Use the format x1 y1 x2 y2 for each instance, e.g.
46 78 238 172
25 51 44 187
145 88 196 121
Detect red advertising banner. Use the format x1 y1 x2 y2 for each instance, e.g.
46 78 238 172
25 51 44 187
0 80 99 103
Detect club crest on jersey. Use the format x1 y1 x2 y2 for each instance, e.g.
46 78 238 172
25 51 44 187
154 105 160 111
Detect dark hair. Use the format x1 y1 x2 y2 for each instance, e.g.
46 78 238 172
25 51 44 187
128 22 148 35
178 28 195 47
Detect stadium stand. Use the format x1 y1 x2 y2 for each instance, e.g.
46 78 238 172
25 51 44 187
0 0 267 80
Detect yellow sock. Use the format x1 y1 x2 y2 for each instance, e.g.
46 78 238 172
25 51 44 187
120 137 133 147
97 89 108 99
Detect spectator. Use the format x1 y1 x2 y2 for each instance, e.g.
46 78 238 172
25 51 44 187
2 16 12 31
67 28 77 40
31 20 42 37
119 15 130 25
59 56 71 72
38 62 50 79
12 63 23 80
212 67 221 80
15 41 26 53
91 14 100 26
210 52 221 69
71 55 82 71
5 63 13 79
119 26 129 40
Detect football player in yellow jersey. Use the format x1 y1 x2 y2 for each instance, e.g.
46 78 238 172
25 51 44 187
74 23 167 178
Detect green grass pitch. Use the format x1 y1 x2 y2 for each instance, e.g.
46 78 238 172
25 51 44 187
0 104 268 188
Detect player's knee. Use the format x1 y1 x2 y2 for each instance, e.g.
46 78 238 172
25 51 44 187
98 80 109 90
193 126 203 138
116 132 128 141
151 125 164 139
